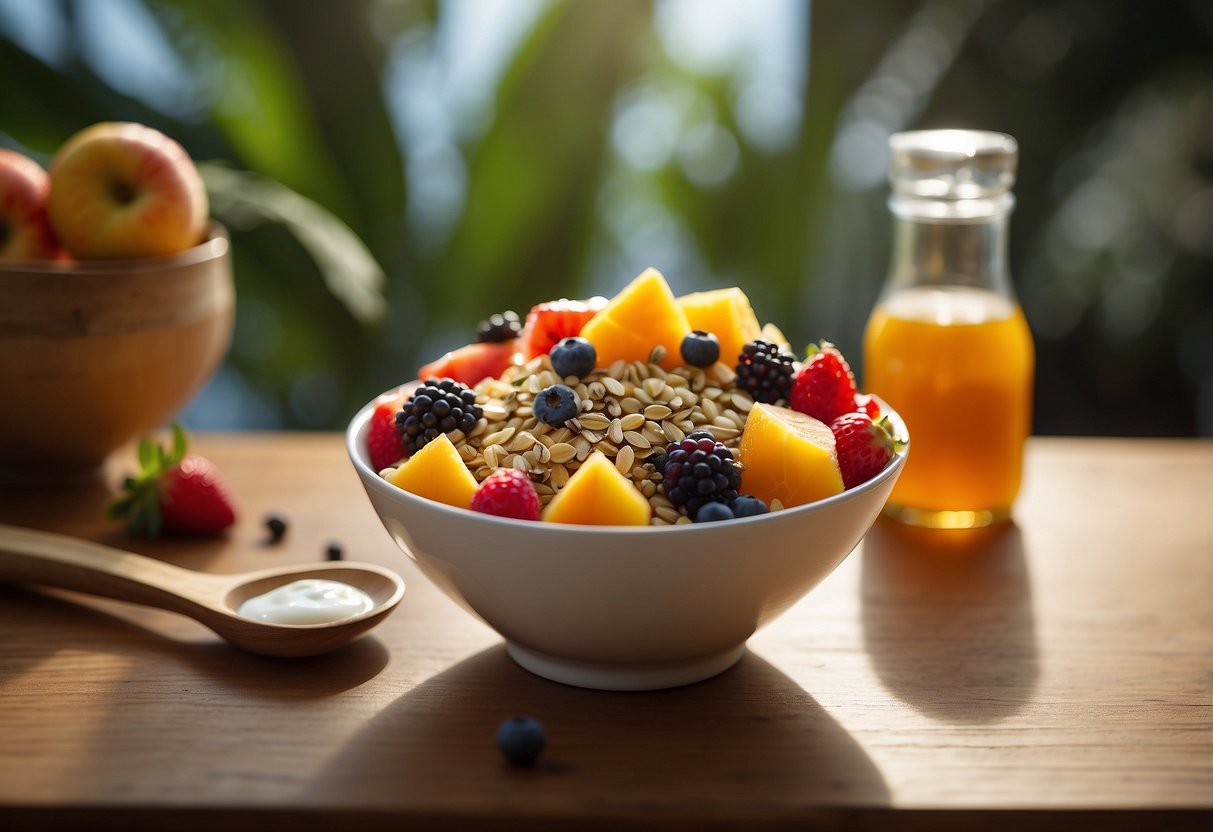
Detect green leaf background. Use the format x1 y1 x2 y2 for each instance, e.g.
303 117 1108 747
2 0 1210 435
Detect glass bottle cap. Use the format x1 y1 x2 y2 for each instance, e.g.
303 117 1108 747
889 130 1017 200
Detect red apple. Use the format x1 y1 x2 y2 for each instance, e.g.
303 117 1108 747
47 122 208 260
0 148 66 261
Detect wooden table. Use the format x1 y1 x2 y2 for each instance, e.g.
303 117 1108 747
1 435 1210 830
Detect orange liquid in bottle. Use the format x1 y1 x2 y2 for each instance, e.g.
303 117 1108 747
864 285 1034 528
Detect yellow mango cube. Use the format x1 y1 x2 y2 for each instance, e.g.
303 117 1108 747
388 433 478 510
738 403 844 508
542 451 652 526
579 267 690 371
676 287 762 367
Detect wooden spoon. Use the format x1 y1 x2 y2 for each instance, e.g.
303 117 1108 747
0 524 405 658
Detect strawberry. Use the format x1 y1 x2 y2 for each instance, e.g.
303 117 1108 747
790 341 858 424
517 297 607 359
830 411 896 489
367 403 407 470
470 468 541 521
854 393 882 420
418 340 518 387
107 424 237 537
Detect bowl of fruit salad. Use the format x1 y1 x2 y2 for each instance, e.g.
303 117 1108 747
347 268 907 691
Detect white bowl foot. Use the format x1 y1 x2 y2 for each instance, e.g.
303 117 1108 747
505 642 747 691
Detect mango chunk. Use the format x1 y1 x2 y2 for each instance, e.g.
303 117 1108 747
542 451 652 526
738 403 844 508
580 267 690 371
676 287 762 367
388 433 478 510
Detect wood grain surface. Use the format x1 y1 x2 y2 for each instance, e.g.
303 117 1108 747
0 435 1210 831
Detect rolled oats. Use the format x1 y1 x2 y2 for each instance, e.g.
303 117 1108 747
431 349 757 525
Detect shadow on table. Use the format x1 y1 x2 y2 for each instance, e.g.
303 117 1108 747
314 646 890 817
0 584 390 698
860 517 1039 723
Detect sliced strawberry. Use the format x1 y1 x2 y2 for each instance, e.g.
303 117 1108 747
830 411 895 489
107 424 237 538
419 340 518 387
854 393 882 420
517 297 607 359
367 403 407 469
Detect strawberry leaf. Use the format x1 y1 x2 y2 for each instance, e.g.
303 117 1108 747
138 436 158 470
170 423 187 464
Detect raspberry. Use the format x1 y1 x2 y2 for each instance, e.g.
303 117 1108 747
735 340 796 404
397 378 483 455
367 403 407 470
790 342 858 424
830 411 895 489
470 469 541 521
661 435 742 518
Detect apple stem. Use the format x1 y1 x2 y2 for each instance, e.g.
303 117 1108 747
109 181 137 205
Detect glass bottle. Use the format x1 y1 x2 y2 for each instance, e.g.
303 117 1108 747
863 130 1034 529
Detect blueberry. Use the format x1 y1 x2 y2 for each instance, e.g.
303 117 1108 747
325 541 344 561
532 383 579 426
680 330 721 368
549 336 597 379
730 495 769 518
695 502 735 523
264 513 288 544
648 452 668 475
497 715 546 765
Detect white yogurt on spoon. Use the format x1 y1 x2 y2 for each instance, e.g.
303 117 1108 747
237 579 375 625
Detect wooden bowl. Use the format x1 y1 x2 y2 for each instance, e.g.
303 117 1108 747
0 223 234 484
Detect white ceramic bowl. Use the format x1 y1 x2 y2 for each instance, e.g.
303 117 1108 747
347 387 907 691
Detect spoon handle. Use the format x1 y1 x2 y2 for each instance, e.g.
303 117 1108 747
0 524 224 616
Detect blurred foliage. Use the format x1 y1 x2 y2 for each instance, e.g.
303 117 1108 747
1 0 1210 435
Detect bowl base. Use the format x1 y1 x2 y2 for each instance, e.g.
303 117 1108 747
505 642 747 691
0 459 107 490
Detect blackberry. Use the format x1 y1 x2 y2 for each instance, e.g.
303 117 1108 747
735 340 796 404
661 435 742 517
476 310 521 343
397 378 483 454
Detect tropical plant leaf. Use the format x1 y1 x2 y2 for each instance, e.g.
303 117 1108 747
201 162 387 324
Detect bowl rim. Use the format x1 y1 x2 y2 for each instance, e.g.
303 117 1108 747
0 221 229 274
346 383 909 535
